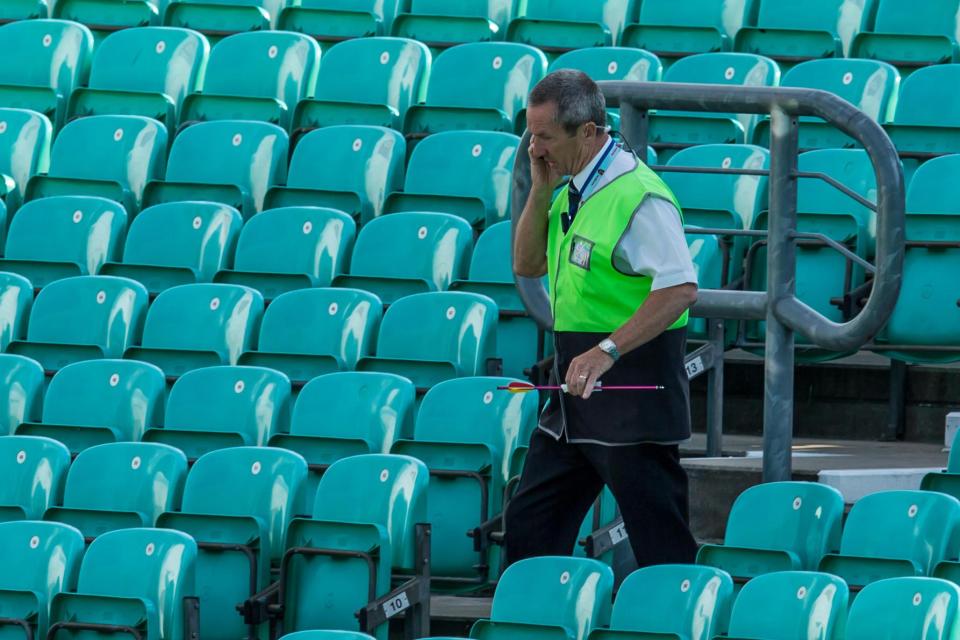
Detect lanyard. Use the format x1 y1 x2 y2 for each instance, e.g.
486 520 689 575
575 137 620 202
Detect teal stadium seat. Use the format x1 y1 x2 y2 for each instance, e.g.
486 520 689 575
292 37 431 131
0 520 84 640
0 355 44 435
270 372 416 513
16 359 166 453
52 0 164 46
392 376 539 585
506 0 637 57
0 196 126 289
0 435 69 520
404 42 547 137
48 527 197 640
651 53 781 157
922 428 960 501
0 108 52 214
735 0 876 64
265 126 405 224
572 486 622 566
358 291 499 389
0 20 93 128
43 442 187 538
164 0 286 41
124 283 264 376
882 64 960 163
697 481 845 583
392 0 515 51
851 0 960 71
752 58 901 150
25 115 167 215
272 453 428 640
157 447 306 640
0 0 49 24
333 212 474 304
239 288 382 381
143 120 288 218
819 490 960 591
181 31 320 129
143 365 290 459
8 276 148 371
67 27 209 127
450 221 549 379
470 556 614 640
385 130 519 228
0 273 33 352
725 571 848 640
845 577 960 640
101 202 243 294
622 0 757 66
280 633 375 640
214 206 355 298
588 564 734 640
278 0 407 48
876 154 960 363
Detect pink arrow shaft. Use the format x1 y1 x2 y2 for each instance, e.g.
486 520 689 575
497 384 664 391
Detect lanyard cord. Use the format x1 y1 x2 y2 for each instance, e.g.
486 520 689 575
575 137 621 203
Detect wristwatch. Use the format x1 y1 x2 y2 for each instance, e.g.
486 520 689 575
598 338 620 362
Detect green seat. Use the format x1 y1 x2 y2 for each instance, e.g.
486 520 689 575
385 130 519 228
48 527 197 640
622 0 753 66
214 206 356 298
277 0 406 48
506 0 636 58
651 53 781 157
43 442 187 538
0 0 49 23
753 59 901 150
392 376 538 585
883 64 960 162
67 26 208 127
144 365 290 459
277 453 428 640
726 571 848 639
358 291 499 389
181 31 320 129
876 154 960 363
52 0 163 47
0 273 33 352
686 229 725 341
101 201 243 295
239 288 382 382
25 115 167 214
125 283 264 376
846 577 960 639
470 556 614 640
0 196 126 288
265 126 405 224
588 564 733 640
0 108 52 215
0 520 84 640
0 436 70 521
8 276 148 371
0 20 93 128
404 42 547 137
922 425 960 500
851 0 960 72
270 372 416 514
735 0 875 65
697 482 844 583
163 0 286 41
281 634 375 640
819 490 960 591
449 221 548 379
333 212 473 304
0 355 43 436
392 0 515 51
16 359 166 454
292 37 430 131
143 119 288 218
157 446 306 640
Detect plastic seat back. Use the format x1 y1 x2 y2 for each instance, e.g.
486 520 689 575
736 0 875 60
0 108 52 211
392 0 514 50
0 273 33 353
164 0 287 37
726 571 848 639
623 0 754 62
507 0 636 53
0 435 70 520
269 125 405 224
794 149 877 245
550 47 663 82
851 0 960 69
0 354 44 435
278 0 407 45
883 64 960 159
847 577 960 640
0 0 49 22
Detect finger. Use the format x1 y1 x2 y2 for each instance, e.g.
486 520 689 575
582 370 601 400
564 364 578 394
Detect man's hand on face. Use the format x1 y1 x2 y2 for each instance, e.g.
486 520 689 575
564 346 615 399
528 140 562 194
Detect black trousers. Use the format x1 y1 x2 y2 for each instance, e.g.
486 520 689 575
504 428 698 568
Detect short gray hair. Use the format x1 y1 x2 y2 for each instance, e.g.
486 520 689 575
528 69 607 135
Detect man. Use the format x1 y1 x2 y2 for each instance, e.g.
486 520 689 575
506 69 699 567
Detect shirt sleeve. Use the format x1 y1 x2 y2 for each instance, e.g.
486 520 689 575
612 196 698 290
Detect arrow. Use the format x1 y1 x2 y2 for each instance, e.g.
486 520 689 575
497 381 665 394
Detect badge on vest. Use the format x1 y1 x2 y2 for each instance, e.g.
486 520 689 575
569 235 594 270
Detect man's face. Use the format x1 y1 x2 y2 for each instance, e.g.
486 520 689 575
527 101 594 176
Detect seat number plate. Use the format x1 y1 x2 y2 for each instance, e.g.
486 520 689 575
685 356 704 379
383 592 410 618
609 523 628 545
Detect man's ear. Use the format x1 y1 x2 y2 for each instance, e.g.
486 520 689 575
580 121 597 140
